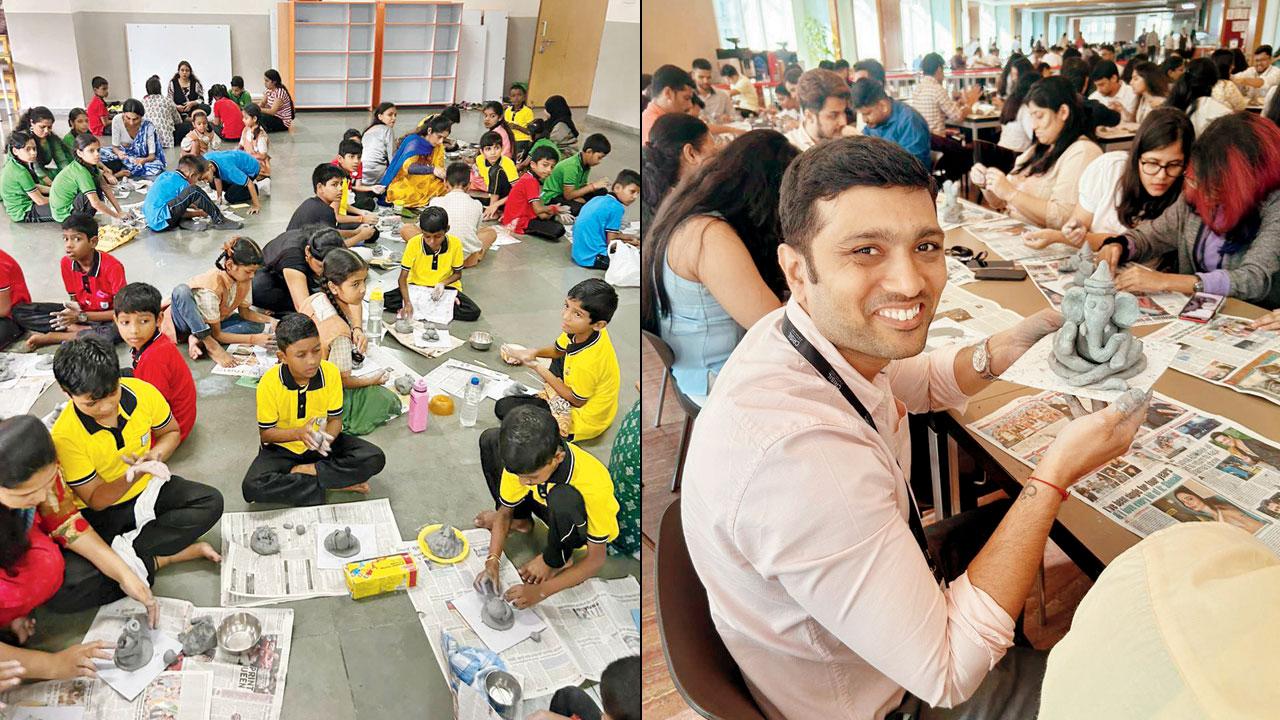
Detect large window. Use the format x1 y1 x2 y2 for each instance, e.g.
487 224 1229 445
1078 16 1117 43
900 0 953 68
712 0 799 54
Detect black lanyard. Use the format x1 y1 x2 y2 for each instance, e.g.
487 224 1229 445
782 314 941 582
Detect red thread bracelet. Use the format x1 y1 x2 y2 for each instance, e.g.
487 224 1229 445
1029 476 1068 500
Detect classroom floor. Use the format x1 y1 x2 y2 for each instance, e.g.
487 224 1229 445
2 108 640 718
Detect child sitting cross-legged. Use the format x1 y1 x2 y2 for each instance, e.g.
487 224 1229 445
475 131 518 220
429 162 498 267
501 279 620 441
241 313 387 506
571 170 640 270
180 109 221 157
540 133 613 216
331 139 383 219
474 405 619 609
49 134 126 223
113 283 197 442
142 154 243 233
391 206 481 322
286 164 377 247
162 237 275 367
3 131 54 223
501 145 567 241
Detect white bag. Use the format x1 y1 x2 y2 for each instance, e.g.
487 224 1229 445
604 240 640 287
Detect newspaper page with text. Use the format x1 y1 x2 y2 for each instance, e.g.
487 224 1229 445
1145 314 1280 407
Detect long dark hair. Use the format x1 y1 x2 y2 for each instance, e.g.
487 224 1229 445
640 114 710 230
16 106 54 133
998 58 1037 124
170 60 202 90
242 104 264 142
1014 77 1090 177
996 52 1026 96
365 102 396 133
1115 107 1194 228
1132 61 1170 98
1167 57 1218 112
5 130 40 192
264 69 294 108
319 248 367 327
1210 49 1236 88
0 416 59 573
482 100 510 134
72 132 102 178
1265 86 1280 127
543 95 578 137
216 236 264 272
641 130 799 333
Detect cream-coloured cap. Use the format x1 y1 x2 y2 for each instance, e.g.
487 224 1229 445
1040 522 1280 719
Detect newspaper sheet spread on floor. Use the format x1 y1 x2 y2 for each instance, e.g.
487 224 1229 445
1144 314 1280 407
0 597 293 720
1020 258 1186 325
405 530 640 703
0 352 55 419
220 498 402 607
968 390 1280 553
925 286 1024 352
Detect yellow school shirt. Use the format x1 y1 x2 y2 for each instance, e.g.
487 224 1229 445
400 233 464 290
52 378 174 509
475 154 518 188
499 442 619 543
556 329 620 441
505 105 534 142
256 361 344 455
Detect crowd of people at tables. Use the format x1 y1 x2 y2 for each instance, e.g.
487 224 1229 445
0 71 641 717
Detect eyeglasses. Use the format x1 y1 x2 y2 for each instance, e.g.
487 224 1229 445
1139 159 1184 177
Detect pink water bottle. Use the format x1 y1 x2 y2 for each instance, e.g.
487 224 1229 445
407 378 431 432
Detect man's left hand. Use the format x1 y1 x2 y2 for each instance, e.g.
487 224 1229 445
988 308 1064 375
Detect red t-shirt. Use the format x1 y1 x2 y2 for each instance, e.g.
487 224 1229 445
0 250 32 310
331 156 363 185
60 250 125 312
213 97 245 141
502 172 542 235
132 332 196 441
88 96 109 136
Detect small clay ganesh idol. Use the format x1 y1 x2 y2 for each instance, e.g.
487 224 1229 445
1049 261 1147 389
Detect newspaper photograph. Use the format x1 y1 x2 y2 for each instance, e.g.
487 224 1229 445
925 286 1023 353
220 499 403 606
209 345 278 379
962 218 1075 261
944 257 977 287
1020 259 1186 325
1145 314 1280 407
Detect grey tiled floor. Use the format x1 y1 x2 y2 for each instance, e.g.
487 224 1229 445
1 109 639 718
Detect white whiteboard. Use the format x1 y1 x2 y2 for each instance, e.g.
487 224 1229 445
125 24 233 101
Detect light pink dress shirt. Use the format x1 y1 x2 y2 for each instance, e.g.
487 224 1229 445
682 300 1016 720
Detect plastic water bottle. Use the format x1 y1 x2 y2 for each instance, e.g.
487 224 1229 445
460 377 481 427
367 286 384 345
407 378 431 433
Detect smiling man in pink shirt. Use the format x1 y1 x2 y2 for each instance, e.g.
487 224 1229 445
681 136 1150 719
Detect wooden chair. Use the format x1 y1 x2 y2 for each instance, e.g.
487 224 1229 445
642 329 700 492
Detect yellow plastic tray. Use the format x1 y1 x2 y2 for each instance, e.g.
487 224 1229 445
417 523 470 565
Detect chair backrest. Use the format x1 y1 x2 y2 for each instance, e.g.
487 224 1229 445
655 499 768 720
642 328 676 370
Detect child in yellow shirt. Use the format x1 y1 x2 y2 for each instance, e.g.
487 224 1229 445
392 206 481 322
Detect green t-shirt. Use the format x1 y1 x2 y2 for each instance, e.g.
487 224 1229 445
228 89 253 109
529 138 562 163
1 155 38 221
38 135 73 175
50 162 98 222
539 154 590 204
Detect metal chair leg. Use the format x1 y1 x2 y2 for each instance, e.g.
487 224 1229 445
671 415 693 493
653 372 668 427
1036 562 1048 626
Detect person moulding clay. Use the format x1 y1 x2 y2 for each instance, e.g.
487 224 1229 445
1049 261 1147 389
324 527 361 558
114 616 154 671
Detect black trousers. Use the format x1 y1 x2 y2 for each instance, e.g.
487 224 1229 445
224 181 254 204
352 190 377 211
546 188 607 216
242 435 387 507
479 427 590 568
22 203 55 223
9 303 121 343
549 686 601 720
585 253 609 270
162 184 224 230
46 477 223 613
71 189 106 217
381 287 482 322
251 271 301 315
494 394 550 422
525 218 566 241
513 140 532 160
259 114 290 133
930 134 972 182
0 318 20 350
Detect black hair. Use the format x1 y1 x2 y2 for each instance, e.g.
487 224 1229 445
1258 45 1275 57
264 69 293 110
778 136 932 277
797 69 852 113
67 107 86 127
1064 46 1082 62
1115 107 1194 228
343 128 363 143
170 60 202 92
70 132 102 175
642 130 798 333
543 94 578 137
91 76 109 90
318 247 367 322
61 213 98 239
640 114 710 229
784 65 803 85
1167 57 1219 113
1266 83 1280 126
16 106 55 133
53 335 119 400
1160 55 1185 74
1132 61 1170 98
528 145 560 166
600 656 640 720
1211 48 1235 84
445 161 470 187
498 405 562 475
417 205 450 234
177 154 209 179
438 105 462 125
1089 60 1120 82
207 84 228 100
275 313 319 350
1060 57 1091 95
997 53 1028 96
833 58 850 71
849 78 888 108
818 60 836 71
567 278 618 324
366 102 397 133
720 64 739 78
231 75 244 89
216 236 264 271
614 168 640 189
1016 76 1090 177
419 114 453 137
312 163 347 191
0 416 59 573
121 98 145 117
653 64 697 94
482 100 510 135
1232 48 1249 74
920 53 945 76
145 75 162 96
852 59 886 86
582 133 611 154
998 58 1037 124
691 58 713 72
305 226 346 262
113 282 162 316
479 130 503 149
338 138 363 157
7 129 33 154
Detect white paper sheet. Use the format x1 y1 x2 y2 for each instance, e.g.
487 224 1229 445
451 590 549 654
312 523 380 569
423 359 513 401
999 334 1179 402
407 286 459 325
209 345 277 378
93 631 183 701
491 233 522 248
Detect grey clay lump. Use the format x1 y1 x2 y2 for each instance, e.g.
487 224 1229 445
425 525 463 559
114 616 154 671
249 526 280 556
324 527 361 557
482 596 516 631
179 616 217 656
394 375 415 394
394 318 414 334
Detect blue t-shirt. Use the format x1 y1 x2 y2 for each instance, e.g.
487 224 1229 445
205 150 260 187
143 171 191 231
572 194 625 267
863 100 933 171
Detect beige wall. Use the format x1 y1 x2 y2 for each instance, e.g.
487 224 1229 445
642 0 721 74
587 0 640 130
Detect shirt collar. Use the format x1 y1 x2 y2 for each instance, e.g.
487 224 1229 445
781 298 889 416
279 364 326 391
130 331 160 366
73 383 138 447
72 250 102 278
564 330 600 355
538 442 575 490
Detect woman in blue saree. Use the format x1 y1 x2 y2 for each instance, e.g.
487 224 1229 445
100 99 166 178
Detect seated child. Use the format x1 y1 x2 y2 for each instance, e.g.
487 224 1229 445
228 76 253 109
540 134 612 216
180 109 221 157
475 131 518 220
163 236 274 367
205 149 263 213
242 313 387 506
533 656 641 720
286 164 377 246
49 135 126 223
239 105 271 177
500 279 620 441
10 215 126 349
541 94 581 157
0 249 32 349
3 131 54 223
142 154 243 233
392 206 481 322
502 145 567 241
113 283 197 441
50 336 222 582
571 170 640 270
331 138 384 216
208 85 245 143
429 162 498 267
505 83 535 159
474 405 619 607
88 76 111 137
62 109 90 153
481 101 516 160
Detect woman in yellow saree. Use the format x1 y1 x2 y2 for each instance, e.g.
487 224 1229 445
380 115 453 208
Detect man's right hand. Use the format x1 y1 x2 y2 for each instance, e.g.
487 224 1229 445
1035 390 1150 489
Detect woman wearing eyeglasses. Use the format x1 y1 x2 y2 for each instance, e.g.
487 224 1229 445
1092 111 1280 308
1025 107 1192 254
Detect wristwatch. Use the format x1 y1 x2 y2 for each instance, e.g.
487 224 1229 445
1193 277 1204 294
971 337 998 381
76 312 88 324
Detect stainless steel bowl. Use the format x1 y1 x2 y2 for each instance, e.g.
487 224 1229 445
469 331 492 351
217 612 262 654
483 670 522 719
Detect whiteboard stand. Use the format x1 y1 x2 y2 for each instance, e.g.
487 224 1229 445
125 24 233 101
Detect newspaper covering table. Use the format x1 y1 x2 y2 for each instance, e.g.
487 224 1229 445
220 499 403 607
406 531 640 702
1 597 294 720
963 217 1076 261
937 197 1005 231
1020 258 1187 325
1144 314 1280 407
925 286 1024 352
0 352 55 418
997 332 1180 402
969 390 1280 553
